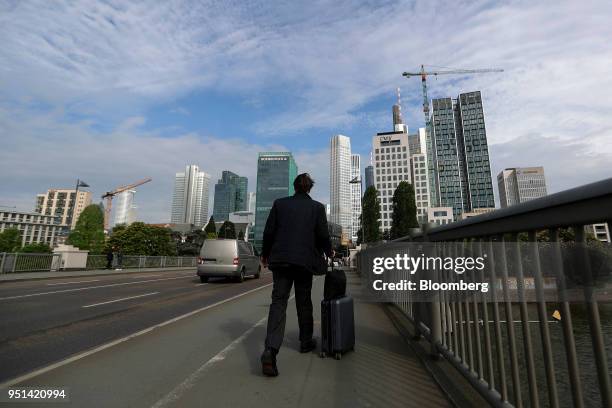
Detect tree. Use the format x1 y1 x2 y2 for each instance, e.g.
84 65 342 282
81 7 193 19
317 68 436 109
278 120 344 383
204 216 216 235
19 243 52 253
177 229 206 256
218 221 237 239
0 228 21 252
361 186 381 243
66 204 105 253
107 222 177 256
390 181 419 239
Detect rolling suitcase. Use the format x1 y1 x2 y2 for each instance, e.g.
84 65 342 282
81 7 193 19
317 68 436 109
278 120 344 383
320 295 355 360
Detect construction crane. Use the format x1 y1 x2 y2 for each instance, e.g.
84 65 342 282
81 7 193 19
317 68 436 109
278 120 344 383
102 177 152 232
402 65 504 127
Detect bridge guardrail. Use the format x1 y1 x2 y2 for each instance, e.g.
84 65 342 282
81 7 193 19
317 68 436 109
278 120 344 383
357 177 612 408
0 253 197 274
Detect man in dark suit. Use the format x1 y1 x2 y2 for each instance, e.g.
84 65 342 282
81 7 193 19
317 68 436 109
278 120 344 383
260 173 333 377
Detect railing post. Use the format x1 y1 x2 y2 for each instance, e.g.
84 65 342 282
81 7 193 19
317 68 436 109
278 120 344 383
12 253 18 273
429 241 442 358
0 252 5 274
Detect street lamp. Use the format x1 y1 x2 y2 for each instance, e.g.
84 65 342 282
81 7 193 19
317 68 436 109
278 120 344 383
349 176 364 246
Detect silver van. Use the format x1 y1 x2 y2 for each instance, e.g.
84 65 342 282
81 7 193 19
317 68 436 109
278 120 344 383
197 239 261 283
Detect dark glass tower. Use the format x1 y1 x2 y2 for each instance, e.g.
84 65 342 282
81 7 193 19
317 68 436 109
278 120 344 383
212 171 248 222
253 152 297 251
428 91 494 219
364 165 374 190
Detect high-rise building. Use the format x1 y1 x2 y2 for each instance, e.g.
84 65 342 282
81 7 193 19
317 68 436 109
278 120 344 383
113 189 136 226
247 192 256 214
212 171 248 222
428 91 495 219
35 189 92 229
364 165 375 190
372 96 431 231
350 154 362 243
372 130 411 233
330 135 353 243
408 127 430 223
498 167 547 208
254 152 298 251
170 165 210 227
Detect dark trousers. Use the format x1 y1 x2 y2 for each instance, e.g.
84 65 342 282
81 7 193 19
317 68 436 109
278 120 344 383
264 265 314 352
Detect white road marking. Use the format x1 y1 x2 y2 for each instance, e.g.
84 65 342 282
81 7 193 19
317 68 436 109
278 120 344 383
130 274 161 278
46 280 100 286
151 316 268 408
152 291 296 408
0 280 274 389
82 292 160 308
0 275 195 301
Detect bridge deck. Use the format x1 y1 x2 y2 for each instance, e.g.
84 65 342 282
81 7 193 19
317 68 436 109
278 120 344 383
12 271 449 408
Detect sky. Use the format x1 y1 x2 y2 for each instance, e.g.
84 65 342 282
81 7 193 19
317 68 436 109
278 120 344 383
1 0 611 223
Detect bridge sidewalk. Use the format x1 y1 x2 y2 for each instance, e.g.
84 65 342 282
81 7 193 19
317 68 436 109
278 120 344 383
8 272 450 408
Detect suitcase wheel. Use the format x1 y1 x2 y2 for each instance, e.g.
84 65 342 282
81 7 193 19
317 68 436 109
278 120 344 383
334 352 342 360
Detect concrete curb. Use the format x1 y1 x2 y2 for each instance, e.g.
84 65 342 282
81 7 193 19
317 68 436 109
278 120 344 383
0 267 196 283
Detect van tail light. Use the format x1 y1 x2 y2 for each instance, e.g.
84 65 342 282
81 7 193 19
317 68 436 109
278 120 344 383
197 256 203 265
233 257 239 265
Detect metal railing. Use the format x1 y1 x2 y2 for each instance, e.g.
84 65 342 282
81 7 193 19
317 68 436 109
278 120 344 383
0 253 61 273
0 253 197 273
358 177 612 408
85 255 197 270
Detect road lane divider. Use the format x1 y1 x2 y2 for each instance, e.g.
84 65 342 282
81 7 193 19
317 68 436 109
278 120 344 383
46 280 100 286
0 279 274 388
82 292 160 308
0 276 197 301
152 291 297 408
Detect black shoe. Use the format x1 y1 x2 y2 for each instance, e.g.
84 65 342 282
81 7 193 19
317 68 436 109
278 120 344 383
261 348 278 377
300 338 317 353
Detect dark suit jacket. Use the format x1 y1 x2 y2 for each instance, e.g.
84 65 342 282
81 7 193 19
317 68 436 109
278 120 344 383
262 192 332 272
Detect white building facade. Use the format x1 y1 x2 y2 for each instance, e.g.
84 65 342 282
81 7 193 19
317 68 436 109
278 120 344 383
171 165 211 227
113 190 137 227
330 135 353 243
0 209 61 247
498 167 547 208
372 131 411 232
350 154 362 243
35 189 92 229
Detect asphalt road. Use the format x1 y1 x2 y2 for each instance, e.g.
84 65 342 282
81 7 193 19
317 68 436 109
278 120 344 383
0 268 273 383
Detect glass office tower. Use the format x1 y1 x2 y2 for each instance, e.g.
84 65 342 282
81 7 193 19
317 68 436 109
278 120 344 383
212 171 248 222
253 152 298 251
428 91 495 219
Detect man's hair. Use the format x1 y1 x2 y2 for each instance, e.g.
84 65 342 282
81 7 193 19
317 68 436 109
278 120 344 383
293 173 314 193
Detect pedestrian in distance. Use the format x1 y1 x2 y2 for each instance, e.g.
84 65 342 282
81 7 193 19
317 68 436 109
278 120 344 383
115 246 123 271
260 173 334 377
105 247 114 270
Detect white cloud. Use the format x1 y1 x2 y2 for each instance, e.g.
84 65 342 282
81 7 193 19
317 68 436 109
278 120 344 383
0 105 330 221
1 0 611 217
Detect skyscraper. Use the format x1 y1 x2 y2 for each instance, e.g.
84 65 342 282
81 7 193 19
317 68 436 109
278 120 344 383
364 165 374 190
254 152 297 251
372 95 431 231
330 135 353 243
171 165 210 227
212 171 248 222
113 189 136 226
350 154 362 243
428 91 494 219
498 167 547 208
